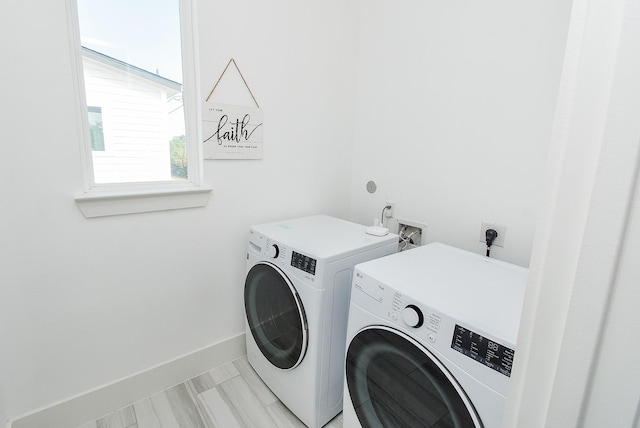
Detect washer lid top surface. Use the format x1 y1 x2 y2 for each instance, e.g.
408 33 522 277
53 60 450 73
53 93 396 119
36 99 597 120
355 242 528 344
250 215 397 260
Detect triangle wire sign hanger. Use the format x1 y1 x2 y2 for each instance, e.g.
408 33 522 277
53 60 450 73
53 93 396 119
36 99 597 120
205 58 260 108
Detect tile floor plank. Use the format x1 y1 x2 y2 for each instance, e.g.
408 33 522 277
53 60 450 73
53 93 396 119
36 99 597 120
183 380 219 428
209 360 240 385
77 355 343 428
265 402 307 428
233 357 278 407
189 372 216 394
218 376 279 428
197 386 243 428
134 392 181 428
164 383 208 428
119 406 137 427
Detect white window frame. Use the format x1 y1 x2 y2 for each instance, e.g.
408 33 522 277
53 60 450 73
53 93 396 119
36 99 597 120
67 0 211 218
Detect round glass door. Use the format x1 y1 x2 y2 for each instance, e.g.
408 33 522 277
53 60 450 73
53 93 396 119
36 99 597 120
346 327 481 428
244 262 308 370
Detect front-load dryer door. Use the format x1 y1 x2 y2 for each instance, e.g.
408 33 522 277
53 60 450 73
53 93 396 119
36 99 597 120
346 326 482 428
244 262 308 370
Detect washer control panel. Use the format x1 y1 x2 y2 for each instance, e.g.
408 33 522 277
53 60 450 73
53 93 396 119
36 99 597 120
267 244 279 259
390 291 442 343
352 270 443 344
451 325 515 377
402 305 424 328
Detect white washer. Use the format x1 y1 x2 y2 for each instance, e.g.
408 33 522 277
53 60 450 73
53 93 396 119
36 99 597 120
245 215 397 428
343 242 528 428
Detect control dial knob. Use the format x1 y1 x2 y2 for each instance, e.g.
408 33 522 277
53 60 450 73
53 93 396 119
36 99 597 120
268 244 280 259
402 304 424 328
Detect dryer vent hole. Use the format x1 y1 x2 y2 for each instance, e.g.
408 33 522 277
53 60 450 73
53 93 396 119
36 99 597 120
366 180 377 194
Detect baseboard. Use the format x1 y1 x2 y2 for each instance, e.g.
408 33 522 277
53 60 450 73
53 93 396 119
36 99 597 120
10 333 246 428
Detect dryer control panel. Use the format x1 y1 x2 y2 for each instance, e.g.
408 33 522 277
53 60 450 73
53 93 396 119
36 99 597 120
291 251 317 275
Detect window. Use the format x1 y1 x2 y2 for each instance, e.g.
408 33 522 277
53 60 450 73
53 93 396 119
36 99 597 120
69 0 211 217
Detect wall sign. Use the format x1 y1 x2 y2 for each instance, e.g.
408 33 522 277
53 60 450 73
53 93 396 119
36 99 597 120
202 103 263 159
203 58 263 160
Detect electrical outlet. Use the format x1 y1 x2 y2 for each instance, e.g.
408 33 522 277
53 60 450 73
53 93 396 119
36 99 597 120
479 222 507 248
394 218 428 251
385 202 395 218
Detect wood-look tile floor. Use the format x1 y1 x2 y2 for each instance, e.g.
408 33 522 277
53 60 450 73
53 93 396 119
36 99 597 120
77 356 343 428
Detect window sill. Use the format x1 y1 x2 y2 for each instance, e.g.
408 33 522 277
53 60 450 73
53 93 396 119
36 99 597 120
75 183 212 218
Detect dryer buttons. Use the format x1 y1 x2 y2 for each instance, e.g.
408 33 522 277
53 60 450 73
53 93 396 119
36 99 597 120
402 305 424 328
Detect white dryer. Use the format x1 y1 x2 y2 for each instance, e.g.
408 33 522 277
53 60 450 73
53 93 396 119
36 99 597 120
244 215 397 428
343 243 528 428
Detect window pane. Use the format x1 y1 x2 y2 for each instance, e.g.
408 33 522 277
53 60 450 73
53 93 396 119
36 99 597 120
77 0 187 183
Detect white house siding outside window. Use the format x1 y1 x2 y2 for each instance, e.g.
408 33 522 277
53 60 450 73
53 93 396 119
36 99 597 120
82 47 184 184
87 106 104 151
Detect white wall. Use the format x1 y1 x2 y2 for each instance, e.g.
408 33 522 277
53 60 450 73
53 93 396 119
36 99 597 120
505 0 640 424
0 0 357 424
349 0 573 266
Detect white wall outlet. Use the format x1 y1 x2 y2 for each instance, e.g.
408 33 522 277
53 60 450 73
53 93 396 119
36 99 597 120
385 202 395 218
479 222 507 247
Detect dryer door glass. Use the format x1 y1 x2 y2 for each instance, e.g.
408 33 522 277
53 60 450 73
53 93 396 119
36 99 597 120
244 262 308 370
346 327 481 428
